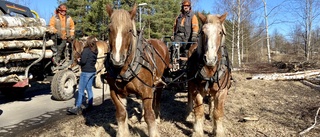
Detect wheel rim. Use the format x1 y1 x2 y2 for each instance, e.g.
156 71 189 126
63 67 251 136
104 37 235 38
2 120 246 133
64 77 75 95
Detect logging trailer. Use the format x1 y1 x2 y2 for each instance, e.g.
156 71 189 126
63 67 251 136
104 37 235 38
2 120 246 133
0 0 78 100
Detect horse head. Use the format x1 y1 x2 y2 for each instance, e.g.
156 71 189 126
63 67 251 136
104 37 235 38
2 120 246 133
198 12 227 67
106 4 137 68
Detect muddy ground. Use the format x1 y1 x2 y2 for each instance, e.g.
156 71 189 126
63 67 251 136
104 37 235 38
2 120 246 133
13 61 320 137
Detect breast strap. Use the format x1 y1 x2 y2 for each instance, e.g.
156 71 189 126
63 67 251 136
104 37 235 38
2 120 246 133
196 45 231 84
105 32 154 82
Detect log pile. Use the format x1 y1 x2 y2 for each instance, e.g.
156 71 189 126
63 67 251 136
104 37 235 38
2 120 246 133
0 15 53 83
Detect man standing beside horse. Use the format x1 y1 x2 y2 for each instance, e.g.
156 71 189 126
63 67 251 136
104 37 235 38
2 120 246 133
49 4 75 64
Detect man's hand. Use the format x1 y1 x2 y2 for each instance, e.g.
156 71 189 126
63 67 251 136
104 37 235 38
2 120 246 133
67 36 74 42
47 29 56 34
46 27 56 34
170 36 174 41
191 32 198 42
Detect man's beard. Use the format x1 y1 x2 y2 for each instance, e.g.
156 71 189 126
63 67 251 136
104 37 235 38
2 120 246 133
184 10 190 14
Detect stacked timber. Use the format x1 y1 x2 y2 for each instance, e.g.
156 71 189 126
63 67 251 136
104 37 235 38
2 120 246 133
0 15 53 83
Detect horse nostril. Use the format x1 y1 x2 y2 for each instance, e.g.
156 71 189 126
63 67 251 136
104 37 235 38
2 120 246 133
110 53 114 60
121 54 126 62
203 55 207 63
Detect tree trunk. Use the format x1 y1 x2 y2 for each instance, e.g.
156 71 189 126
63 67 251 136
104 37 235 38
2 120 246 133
263 0 271 63
237 0 242 67
248 69 320 80
0 16 46 27
0 49 53 63
0 74 26 83
0 61 37 75
0 26 47 40
0 40 54 49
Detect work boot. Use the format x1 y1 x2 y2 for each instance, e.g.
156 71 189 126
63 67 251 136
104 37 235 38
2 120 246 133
67 106 82 115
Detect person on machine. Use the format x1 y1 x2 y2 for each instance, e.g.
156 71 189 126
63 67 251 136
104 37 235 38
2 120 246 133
171 0 199 58
48 4 75 64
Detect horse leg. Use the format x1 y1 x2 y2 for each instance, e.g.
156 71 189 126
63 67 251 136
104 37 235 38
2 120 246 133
142 91 159 137
152 89 162 123
94 59 104 89
192 92 204 137
110 90 130 137
186 82 195 122
212 88 228 137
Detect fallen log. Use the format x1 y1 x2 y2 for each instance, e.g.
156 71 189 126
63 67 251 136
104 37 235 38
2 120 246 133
0 16 46 27
0 40 54 50
0 26 46 40
301 80 320 90
247 69 320 80
0 49 53 63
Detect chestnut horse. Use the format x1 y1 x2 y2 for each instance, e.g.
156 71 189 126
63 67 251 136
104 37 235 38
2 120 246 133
105 4 169 137
187 12 232 137
72 36 109 88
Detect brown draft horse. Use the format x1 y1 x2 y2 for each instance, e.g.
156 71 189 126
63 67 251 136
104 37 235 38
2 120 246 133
72 36 109 88
187 12 231 137
105 4 169 137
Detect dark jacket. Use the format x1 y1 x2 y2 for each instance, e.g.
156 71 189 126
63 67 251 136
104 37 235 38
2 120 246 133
174 11 199 41
79 47 97 72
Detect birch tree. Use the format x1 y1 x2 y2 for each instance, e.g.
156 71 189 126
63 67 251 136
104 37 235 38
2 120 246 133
262 0 285 63
289 0 320 60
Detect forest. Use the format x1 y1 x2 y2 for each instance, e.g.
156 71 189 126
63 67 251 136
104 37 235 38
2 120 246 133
8 0 320 68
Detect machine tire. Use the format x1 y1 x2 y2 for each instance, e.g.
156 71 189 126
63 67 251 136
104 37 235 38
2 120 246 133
51 70 77 101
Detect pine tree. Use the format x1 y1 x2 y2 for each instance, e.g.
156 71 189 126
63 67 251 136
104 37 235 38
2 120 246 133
59 0 182 40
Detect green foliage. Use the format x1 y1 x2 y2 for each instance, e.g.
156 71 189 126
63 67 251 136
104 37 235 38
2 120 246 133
58 0 183 40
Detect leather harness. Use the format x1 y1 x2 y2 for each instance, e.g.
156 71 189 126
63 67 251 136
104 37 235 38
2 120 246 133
105 31 157 87
191 30 231 91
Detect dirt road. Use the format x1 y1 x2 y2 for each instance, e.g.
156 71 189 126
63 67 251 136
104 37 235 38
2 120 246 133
7 72 318 137
0 84 109 137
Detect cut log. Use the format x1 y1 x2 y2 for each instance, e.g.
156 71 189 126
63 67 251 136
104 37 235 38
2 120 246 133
0 61 35 75
0 26 46 40
0 74 26 83
0 66 27 75
248 69 320 80
0 49 53 63
0 16 46 27
0 40 54 49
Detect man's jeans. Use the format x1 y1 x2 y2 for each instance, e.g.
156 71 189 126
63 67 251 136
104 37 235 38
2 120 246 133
75 72 95 107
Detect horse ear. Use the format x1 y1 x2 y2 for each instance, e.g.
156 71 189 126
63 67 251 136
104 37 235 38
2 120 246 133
106 4 113 17
219 12 228 23
197 12 207 24
130 4 137 20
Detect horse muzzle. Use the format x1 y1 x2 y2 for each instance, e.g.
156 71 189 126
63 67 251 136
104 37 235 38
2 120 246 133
204 54 217 67
110 53 126 68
